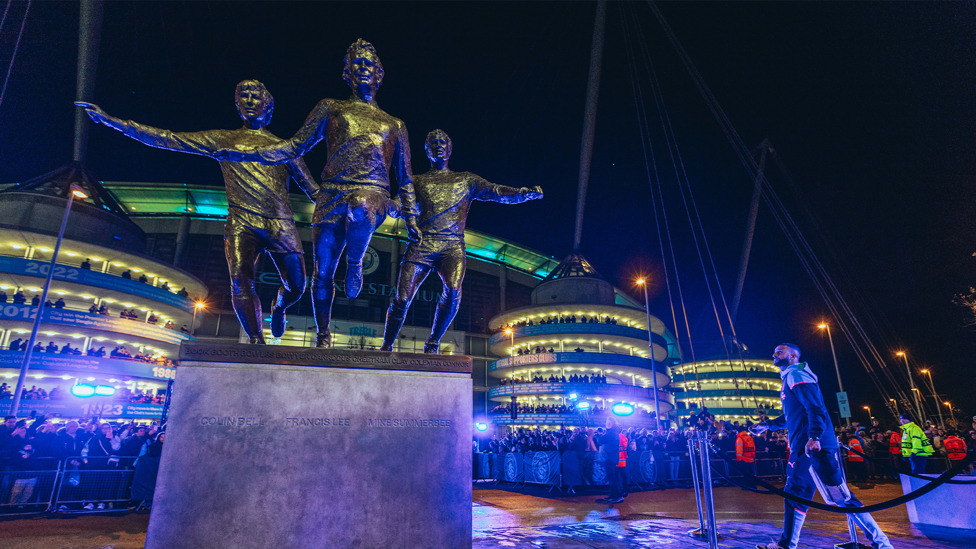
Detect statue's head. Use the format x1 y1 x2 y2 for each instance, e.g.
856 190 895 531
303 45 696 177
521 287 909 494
235 79 274 127
424 129 452 162
343 38 384 91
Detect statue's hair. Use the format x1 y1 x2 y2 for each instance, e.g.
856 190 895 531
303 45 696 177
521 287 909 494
778 343 801 359
343 38 384 88
425 129 453 157
235 79 274 124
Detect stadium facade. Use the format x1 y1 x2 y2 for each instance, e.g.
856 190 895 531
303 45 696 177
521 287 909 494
0 173 694 428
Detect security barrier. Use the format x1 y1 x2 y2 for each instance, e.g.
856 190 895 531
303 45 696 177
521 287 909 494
474 449 788 491
0 455 157 515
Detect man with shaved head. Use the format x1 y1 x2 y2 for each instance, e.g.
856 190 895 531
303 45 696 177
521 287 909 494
752 344 892 549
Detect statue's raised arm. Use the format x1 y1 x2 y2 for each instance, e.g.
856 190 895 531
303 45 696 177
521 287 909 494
380 129 543 354
76 81 312 345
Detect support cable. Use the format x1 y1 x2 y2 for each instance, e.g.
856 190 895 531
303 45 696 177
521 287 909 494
628 4 760 414
0 0 30 114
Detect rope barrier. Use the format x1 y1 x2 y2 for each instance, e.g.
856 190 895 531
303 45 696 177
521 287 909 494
707 445 976 514
839 442 976 485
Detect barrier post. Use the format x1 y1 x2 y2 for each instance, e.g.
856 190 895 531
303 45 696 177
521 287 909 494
696 431 720 549
687 437 707 539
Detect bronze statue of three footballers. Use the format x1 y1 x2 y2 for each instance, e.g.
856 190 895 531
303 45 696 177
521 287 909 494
79 39 542 353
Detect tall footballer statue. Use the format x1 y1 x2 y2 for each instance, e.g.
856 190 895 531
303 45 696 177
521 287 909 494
216 39 422 348
381 130 543 353
76 81 318 344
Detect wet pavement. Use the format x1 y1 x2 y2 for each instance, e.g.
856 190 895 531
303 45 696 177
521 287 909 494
1 481 972 548
472 481 976 548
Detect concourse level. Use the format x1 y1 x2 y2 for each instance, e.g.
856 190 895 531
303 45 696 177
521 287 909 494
487 322 668 360
0 304 192 348
0 228 207 301
488 380 670 409
489 352 669 390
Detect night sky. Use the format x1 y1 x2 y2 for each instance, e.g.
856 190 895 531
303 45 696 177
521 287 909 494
1 2 974 421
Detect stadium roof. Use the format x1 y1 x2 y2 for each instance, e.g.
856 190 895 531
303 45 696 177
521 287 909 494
101 181 558 279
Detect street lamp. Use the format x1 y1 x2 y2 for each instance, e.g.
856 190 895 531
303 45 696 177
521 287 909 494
636 278 662 429
920 368 944 429
889 398 899 416
944 402 956 425
896 351 924 423
863 405 872 421
504 327 514 356
818 321 849 426
9 184 87 417
191 301 206 337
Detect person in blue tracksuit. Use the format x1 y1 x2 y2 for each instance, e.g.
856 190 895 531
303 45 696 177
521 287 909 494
752 343 893 549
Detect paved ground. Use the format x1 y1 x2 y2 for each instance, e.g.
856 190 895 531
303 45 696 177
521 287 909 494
472 481 976 548
0 481 972 548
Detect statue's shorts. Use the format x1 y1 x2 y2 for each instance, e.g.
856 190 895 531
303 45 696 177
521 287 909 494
402 238 465 269
225 208 303 255
312 182 397 226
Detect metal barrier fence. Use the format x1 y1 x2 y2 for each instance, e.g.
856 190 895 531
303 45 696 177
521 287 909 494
0 455 160 515
473 449 789 491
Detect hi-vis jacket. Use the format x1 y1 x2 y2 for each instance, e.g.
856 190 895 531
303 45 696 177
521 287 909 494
899 421 933 457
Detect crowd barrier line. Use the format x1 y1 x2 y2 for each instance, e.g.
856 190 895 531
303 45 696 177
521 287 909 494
840 442 976 485
0 455 153 516
707 443 976 514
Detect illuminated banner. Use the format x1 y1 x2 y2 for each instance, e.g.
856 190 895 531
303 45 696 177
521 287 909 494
0 350 176 380
0 256 193 311
0 304 190 345
0 399 165 419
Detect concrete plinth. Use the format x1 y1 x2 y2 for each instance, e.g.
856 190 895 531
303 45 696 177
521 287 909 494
901 473 976 530
146 342 473 549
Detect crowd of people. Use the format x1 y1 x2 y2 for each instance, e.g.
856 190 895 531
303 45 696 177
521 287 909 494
0 413 165 509
0 383 165 405
479 408 976 484
499 372 609 385
6 337 178 366
0 279 193 334
498 315 622 333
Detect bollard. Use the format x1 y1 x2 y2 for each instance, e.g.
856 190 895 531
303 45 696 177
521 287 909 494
687 437 707 539
697 431 720 549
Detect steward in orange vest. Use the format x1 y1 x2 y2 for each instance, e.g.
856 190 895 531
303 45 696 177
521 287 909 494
847 436 864 462
888 431 901 456
944 433 966 462
617 432 628 467
736 430 756 463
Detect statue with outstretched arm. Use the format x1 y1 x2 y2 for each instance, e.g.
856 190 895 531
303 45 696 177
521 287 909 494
215 39 421 348
75 80 319 344
381 129 543 353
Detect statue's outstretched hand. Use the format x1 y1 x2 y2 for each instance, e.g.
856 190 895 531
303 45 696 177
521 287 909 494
74 101 113 127
525 185 544 200
406 217 423 245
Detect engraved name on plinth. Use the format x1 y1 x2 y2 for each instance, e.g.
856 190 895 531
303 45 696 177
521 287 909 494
145 342 473 549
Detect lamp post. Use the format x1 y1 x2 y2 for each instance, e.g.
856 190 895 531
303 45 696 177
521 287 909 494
863 405 872 422
896 351 924 423
889 398 899 416
920 369 944 429
191 301 206 337
818 322 850 426
636 278 662 430
944 401 956 426
9 184 87 417
504 327 514 356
